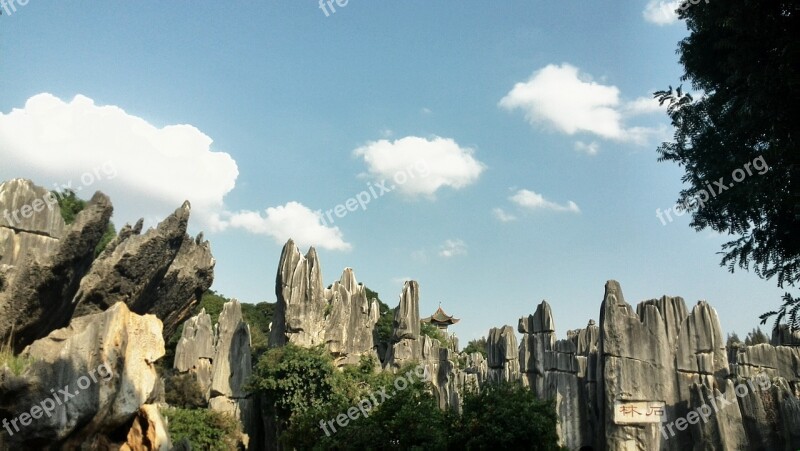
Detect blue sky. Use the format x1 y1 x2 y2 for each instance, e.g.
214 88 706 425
0 1 784 343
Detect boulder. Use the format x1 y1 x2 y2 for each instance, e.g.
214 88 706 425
1 302 164 448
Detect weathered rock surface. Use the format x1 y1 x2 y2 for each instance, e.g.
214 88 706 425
270 240 327 348
0 302 164 448
121 404 172 451
174 308 215 399
210 300 252 399
0 190 113 351
383 281 423 370
324 268 380 366
519 301 587 449
72 201 214 339
175 300 255 449
486 325 519 383
0 179 66 268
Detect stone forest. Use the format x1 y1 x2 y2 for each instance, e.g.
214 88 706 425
1 179 799 450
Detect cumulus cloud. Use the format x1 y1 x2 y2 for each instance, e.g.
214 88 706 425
574 141 600 156
623 96 665 116
492 208 517 222
510 189 580 213
353 136 485 198
224 202 350 251
0 93 350 251
499 64 661 145
439 239 467 258
643 0 680 25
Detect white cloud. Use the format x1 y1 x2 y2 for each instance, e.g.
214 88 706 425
0 93 350 251
510 189 580 213
438 239 467 258
224 202 350 251
623 96 665 116
499 64 660 145
574 141 600 156
353 136 485 198
492 208 517 222
643 0 680 25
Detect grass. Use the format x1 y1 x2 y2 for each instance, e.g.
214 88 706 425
0 331 34 376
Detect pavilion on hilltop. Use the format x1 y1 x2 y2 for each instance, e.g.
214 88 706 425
422 304 460 331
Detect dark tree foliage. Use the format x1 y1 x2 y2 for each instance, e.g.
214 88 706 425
54 189 86 224
450 382 561 450
164 371 207 408
654 0 799 328
745 326 770 346
462 337 488 357
94 222 116 257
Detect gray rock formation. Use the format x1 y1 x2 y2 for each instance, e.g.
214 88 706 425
174 300 255 449
1 302 164 448
174 308 215 399
383 281 422 370
0 179 66 267
324 268 380 366
486 325 519 383
72 201 214 339
270 240 327 348
0 190 113 351
270 240 381 367
519 301 588 449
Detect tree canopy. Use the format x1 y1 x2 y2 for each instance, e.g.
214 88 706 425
655 0 799 328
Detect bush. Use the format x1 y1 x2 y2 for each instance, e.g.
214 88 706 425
462 337 487 357
54 189 86 225
451 381 561 450
164 372 207 408
162 407 240 451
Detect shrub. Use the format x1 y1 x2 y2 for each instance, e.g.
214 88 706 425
164 372 207 409
162 407 240 451
451 381 561 450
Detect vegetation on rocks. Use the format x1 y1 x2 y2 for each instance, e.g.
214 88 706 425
162 407 241 451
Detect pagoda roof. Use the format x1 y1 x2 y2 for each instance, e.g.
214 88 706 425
422 306 460 325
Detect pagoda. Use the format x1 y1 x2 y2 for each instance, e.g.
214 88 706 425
422 304 460 331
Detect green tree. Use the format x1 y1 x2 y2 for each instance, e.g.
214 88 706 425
242 301 275 358
52 189 116 257
654 0 799 328
248 344 351 448
726 332 742 348
450 382 561 450
462 337 488 357
745 326 770 346
94 222 116 257
162 407 240 451
420 321 448 347
53 189 86 224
